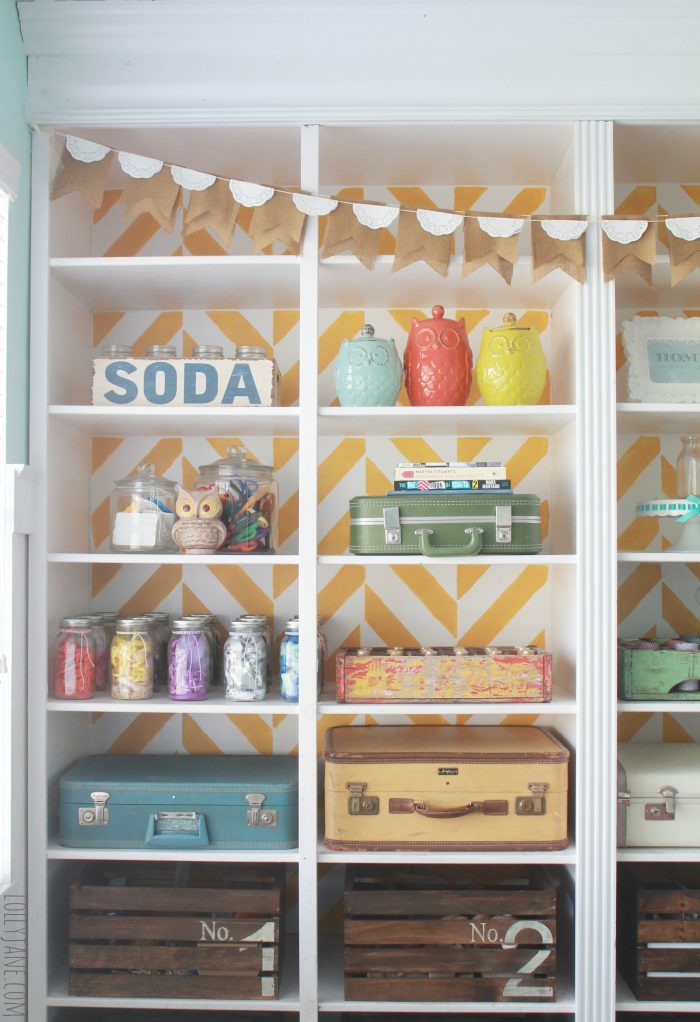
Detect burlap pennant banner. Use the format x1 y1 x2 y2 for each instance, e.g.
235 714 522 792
50 141 115 210
122 166 181 233
392 209 460 277
320 201 381 270
463 214 523 284
532 216 588 284
665 216 700 287
183 177 241 247
601 218 656 284
248 191 306 254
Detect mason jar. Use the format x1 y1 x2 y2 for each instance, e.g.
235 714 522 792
110 463 177 553
195 445 278 554
168 619 211 701
110 617 154 700
54 617 96 700
192 344 224 360
280 618 300 702
223 619 268 701
183 614 221 684
102 344 132 359
145 344 177 360
143 612 170 690
85 614 110 692
238 614 273 686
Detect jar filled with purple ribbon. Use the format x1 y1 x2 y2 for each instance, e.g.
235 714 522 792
167 619 211 701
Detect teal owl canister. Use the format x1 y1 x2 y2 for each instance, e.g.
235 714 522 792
334 324 403 407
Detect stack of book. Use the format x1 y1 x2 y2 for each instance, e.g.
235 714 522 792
392 462 511 492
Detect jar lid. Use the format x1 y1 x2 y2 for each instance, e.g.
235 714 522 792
240 614 270 625
143 612 170 621
113 463 176 493
228 619 265 632
284 619 300 632
98 612 118 623
349 323 393 345
488 312 530 331
171 618 204 630
116 616 152 630
237 346 267 359
102 344 132 358
192 344 224 359
145 345 176 359
60 617 92 629
197 445 273 480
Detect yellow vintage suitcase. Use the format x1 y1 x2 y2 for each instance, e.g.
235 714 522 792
324 725 569 852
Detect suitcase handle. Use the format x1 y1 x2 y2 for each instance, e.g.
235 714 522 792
389 798 508 818
415 528 484 557
144 811 210 848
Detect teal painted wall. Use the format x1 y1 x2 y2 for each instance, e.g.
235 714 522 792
0 3 30 464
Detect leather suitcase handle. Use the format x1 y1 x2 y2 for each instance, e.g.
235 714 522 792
415 528 484 558
389 798 508 818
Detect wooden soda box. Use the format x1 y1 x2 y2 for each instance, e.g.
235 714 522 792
92 356 280 407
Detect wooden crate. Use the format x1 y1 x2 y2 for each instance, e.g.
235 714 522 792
69 863 282 1000
343 865 557 1003
619 863 700 1001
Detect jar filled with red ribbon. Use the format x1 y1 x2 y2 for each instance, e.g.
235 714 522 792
54 617 96 700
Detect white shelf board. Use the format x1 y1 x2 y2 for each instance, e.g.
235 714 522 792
319 404 576 437
46 840 299 863
618 699 700 713
617 551 696 563
317 839 577 865
50 255 300 311
616 255 700 309
318 935 575 1013
49 405 300 437
318 686 576 716
617 846 700 862
47 694 298 714
48 552 299 565
618 402 700 435
320 554 577 567
319 255 573 309
617 971 700 1011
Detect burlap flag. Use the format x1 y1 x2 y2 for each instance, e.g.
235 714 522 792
122 166 181 233
183 177 241 247
392 210 458 277
602 218 655 284
532 216 588 284
463 215 523 284
665 216 700 286
320 201 381 270
248 191 306 254
50 142 114 210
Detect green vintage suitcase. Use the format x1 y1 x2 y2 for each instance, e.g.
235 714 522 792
349 493 542 557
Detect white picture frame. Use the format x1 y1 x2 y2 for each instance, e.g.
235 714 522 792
623 315 700 402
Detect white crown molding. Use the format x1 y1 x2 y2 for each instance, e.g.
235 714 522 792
0 145 20 200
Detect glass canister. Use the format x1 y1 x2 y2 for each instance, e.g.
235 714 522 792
280 618 300 702
54 617 96 700
334 323 403 407
143 612 170 690
223 619 268 701
168 619 211 701
145 345 177 360
195 445 278 554
110 463 177 553
238 614 273 686
676 435 700 497
110 617 154 700
86 614 110 692
192 344 224 360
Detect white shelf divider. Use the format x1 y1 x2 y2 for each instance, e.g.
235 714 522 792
617 402 700 435
319 404 576 437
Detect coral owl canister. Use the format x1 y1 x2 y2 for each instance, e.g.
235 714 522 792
477 312 547 405
404 305 472 406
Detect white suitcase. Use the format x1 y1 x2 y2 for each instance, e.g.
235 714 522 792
617 742 700 847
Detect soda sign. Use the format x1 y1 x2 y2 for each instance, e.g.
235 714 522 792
92 357 280 407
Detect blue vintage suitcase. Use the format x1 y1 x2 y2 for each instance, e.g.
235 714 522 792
59 754 298 850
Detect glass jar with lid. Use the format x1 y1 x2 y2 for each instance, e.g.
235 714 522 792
279 618 300 702
237 346 268 360
110 617 154 700
183 614 221 683
143 612 171 690
102 344 132 360
192 344 224 360
195 445 278 554
54 617 96 700
168 619 211 701
85 614 110 692
223 619 268 701
145 345 177 360
110 463 177 553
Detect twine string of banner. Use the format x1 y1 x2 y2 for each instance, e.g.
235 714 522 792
50 132 700 285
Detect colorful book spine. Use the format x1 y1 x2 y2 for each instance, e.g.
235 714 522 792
395 466 506 482
394 479 512 492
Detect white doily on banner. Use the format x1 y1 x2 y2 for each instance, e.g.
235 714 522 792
601 219 648 244
66 136 110 163
416 209 463 236
229 180 275 207
292 194 338 216
171 166 216 191
477 216 524 238
540 219 588 241
118 152 164 179
352 203 400 230
666 216 700 242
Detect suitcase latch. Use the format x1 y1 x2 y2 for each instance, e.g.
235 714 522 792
515 782 548 816
246 793 277 828
346 782 379 816
79 791 110 827
645 784 678 821
383 506 401 545
496 505 512 543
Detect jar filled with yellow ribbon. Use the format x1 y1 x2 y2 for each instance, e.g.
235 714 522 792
110 617 154 700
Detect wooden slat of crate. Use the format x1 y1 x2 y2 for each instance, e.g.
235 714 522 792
344 865 557 1004
70 913 278 943
70 973 277 999
70 943 277 973
70 882 280 914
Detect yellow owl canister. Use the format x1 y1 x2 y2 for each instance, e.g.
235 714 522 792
477 313 547 406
